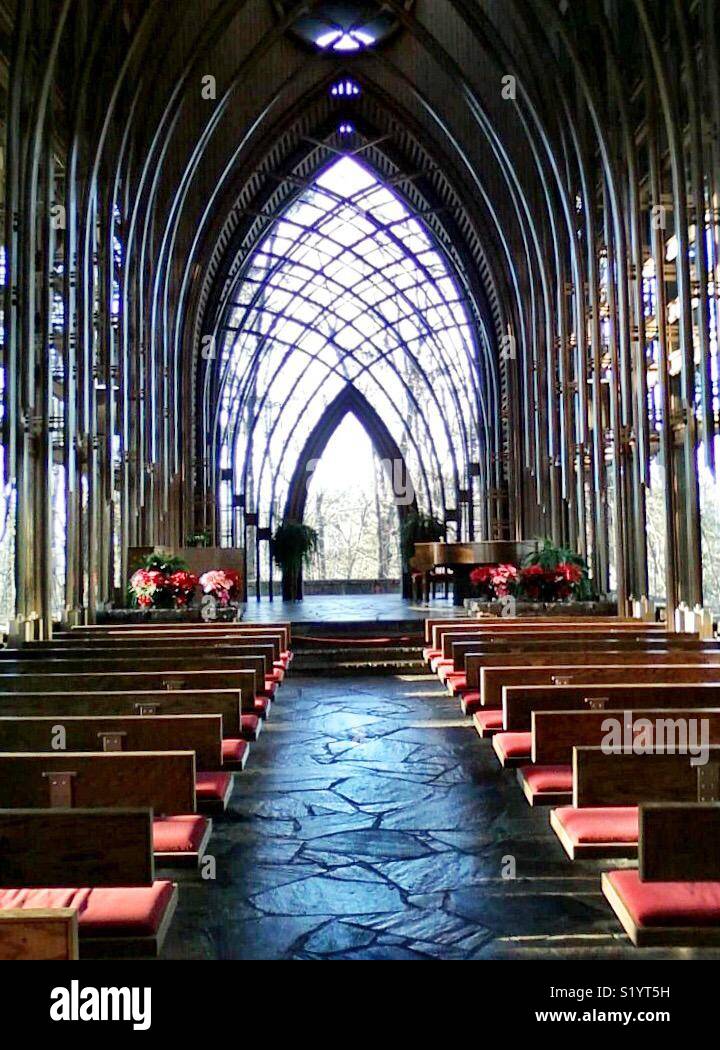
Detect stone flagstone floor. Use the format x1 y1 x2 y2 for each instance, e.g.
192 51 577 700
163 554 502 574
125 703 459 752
162 675 720 960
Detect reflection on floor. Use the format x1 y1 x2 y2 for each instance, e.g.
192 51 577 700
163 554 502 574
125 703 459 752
163 675 720 961
242 594 461 624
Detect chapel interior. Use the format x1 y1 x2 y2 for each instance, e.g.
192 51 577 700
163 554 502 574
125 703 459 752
1 0 720 963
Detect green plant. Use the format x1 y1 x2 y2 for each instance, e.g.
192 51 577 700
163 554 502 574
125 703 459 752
523 538 584 571
522 538 597 601
126 553 192 609
186 530 212 548
400 511 445 567
271 520 319 601
271 521 319 574
140 552 190 575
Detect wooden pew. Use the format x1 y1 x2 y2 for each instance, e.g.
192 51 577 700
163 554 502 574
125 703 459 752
0 648 275 678
465 639 719 679
32 634 284 661
0 751 212 868
602 803 720 946
503 681 720 732
435 622 667 658
491 683 720 767
0 669 259 714
0 689 248 738
0 714 240 809
479 662 720 711
425 621 661 664
0 712 246 771
453 645 719 702
533 707 720 766
63 622 292 651
516 707 720 806
0 907 78 960
0 809 177 959
424 615 638 647
0 646 283 696
42 625 289 650
16 640 288 687
445 628 669 667
550 745 720 859
444 636 698 690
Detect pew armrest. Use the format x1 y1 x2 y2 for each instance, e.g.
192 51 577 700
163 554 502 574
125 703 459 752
639 803 720 882
0 908 79 960
0 809 154 887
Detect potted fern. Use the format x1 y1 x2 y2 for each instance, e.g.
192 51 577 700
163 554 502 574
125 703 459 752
519 538 597 603
271 520 319 601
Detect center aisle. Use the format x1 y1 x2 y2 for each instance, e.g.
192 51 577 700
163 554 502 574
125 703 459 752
161 672 662 961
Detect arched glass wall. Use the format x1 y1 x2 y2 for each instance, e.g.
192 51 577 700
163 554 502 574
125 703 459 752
215 155 484 565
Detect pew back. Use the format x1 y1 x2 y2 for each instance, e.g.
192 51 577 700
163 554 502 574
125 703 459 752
0 809 155 887
0 670 257 710
0 650 273 678
572 746 720 807
504 682 720 731
532 708 720 764
0 714 224 770
0 690 244 736
0 751 197 814
482 663 720 708
639 803 720 881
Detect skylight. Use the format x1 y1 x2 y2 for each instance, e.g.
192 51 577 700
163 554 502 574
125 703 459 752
316 29 375 51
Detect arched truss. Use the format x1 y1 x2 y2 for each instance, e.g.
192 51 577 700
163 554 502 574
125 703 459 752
4 0 720 632
202 108 508 551
191 76 513 550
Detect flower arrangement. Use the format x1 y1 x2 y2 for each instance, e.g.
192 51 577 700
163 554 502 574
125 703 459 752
469 563 519 600
129 561 199 609
469 541 594 604
168 570 200 607
199 569 242 607
518 561 583 602
129 568 168 608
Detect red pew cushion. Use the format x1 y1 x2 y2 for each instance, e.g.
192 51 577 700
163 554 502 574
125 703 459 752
263 678 278 697
0 887 90 913
494 731 532 762
431 657 452 675
196 771 232 802
152 816 208 853
553 806 639 844
473 709 503 732
255 695 271 717
461 691 483 715
0 883 175 938
520 764 573 794
79 881 175 937
605 870 720 928
270 667 284 683
241 714 260 739
423 647 442 662
447 674 467 695
281 650 293 664
222 738 249 763
437 662 456 683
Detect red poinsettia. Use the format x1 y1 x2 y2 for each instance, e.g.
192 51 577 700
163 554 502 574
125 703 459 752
470 565 494 586
557 561 583 584
168 570 199 607
200 569 242 607
491 563 519 598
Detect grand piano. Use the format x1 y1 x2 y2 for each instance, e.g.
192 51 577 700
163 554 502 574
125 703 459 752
411 540 539 606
